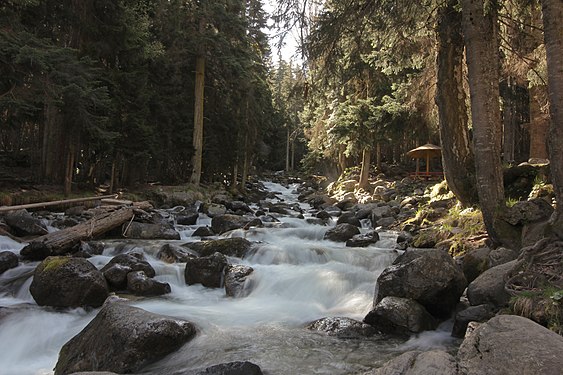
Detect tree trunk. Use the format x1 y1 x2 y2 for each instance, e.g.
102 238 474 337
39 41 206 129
20 206 135 259
376 143 381 170
190 18 206 186
64 144 75 197
285 127 291 172
528 85 550 160
359 147 371 188
436 0 477 206
462 0 505 245
540 0 563 237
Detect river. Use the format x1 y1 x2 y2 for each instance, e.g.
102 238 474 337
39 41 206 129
0 181 457 375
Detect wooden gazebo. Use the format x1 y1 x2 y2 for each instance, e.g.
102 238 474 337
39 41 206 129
407 143 443 179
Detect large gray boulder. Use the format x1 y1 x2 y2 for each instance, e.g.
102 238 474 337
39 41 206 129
346 231 380 247
101 253 155 290
336 212 362 227
461 247 491 283
466 260 516 308
324 223 361 242
364 296 437 334
457 315 563 375
224 264 254 297
54 302 196 375
123 222 180 240
211 214 251 234
126 271 171 296
157 243 197 263
185 237 253 258
5 210 48 236
185 252 228 288
369 350 458 375
452 304 496 338
307 317 378 338
374 249 467 317
30 256 108 308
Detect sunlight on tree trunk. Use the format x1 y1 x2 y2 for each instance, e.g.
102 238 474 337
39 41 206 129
359 147 370 188
436 0 477 206
462 0 505 245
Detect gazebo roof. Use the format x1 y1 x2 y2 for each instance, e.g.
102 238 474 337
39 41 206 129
407 143 442 159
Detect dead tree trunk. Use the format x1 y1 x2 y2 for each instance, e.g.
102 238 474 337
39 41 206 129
20 206 135 260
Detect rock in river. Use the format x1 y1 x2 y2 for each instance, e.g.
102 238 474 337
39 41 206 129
30 256 108 308
54 302 197 375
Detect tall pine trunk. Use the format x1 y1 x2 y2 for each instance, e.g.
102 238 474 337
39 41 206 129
462 0 505 245
540 0 563 237
436 1 477 206
359 147 370 188
190 18 206 186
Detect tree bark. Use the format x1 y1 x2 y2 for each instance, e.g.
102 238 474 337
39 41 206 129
540 0 563 237
436 1 477 206
359 147 370 188
190 18 206 186
20 206 135 259
462 0 505 245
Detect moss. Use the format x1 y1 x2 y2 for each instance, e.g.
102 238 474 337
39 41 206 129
42 256 71 272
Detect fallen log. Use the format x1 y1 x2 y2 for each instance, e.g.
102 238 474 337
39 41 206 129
0 194 118 214
20 206 135 260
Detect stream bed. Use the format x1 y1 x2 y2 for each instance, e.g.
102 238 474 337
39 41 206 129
0 182 457 375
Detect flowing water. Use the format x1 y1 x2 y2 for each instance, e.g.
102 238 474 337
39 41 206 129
0 182 458 375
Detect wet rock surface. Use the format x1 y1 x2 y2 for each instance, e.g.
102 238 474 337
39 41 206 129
306 317 378 338
30 256 109 308
54 302 197 375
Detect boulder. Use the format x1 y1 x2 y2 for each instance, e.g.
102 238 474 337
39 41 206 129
4 210 48 236
364 296 437 334
306 317 378 338
503 198 553 226
176 213 199 226
370 206 393 226
324 223 361 242
192 226 215 237
316 210 332 221
462 247 491 283
224 264 254 297
346 231 380 247
376 217 396 228
336 212 361 227
30 256 108 308
123 222 180 240
196 361 263 375
20 241 52 260
451 304 496 338
101 253 155 290
54 302 196 375
157 243 197 263
185 238 253 258
211 214 251 234
457 315 563 375
374 248 467 318
488 247 518 268
466 260 516 309
71 241 104 258
204 203 227 217
0 251 18 274
370 350 458 375
185 252 228 288
126 271 171 296
227 201 254 214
